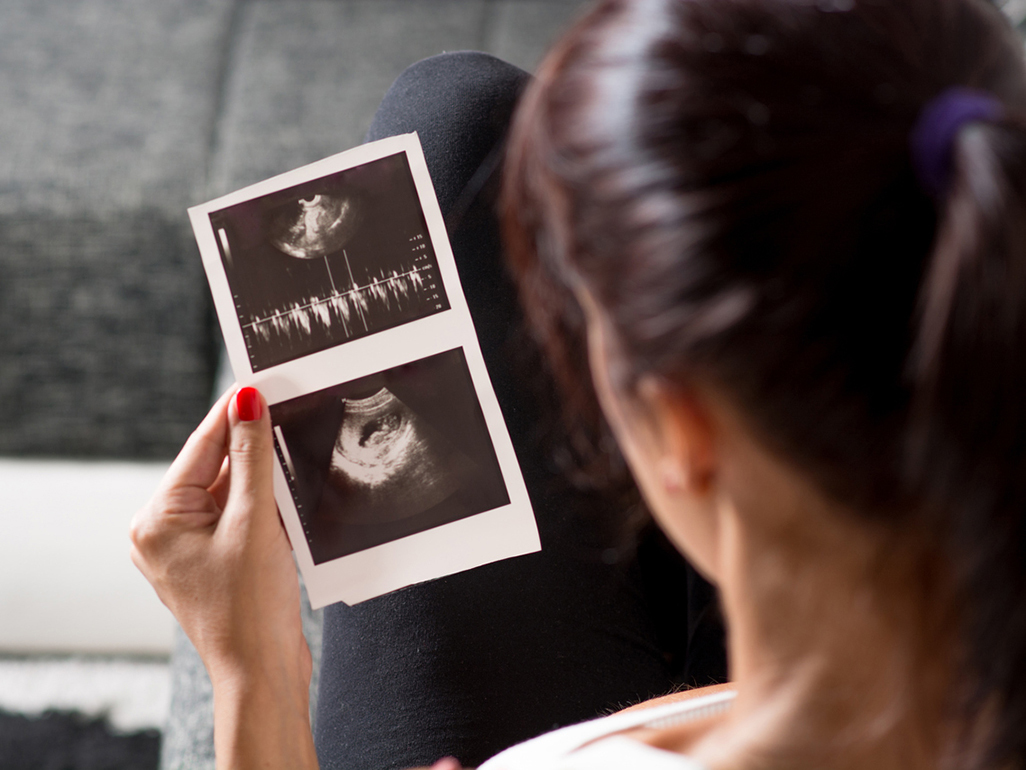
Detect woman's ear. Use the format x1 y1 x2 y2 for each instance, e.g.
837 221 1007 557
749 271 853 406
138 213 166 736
633 375 722 581
636 376 718 498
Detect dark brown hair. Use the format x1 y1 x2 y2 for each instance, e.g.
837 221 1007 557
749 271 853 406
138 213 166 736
502 0 1026 765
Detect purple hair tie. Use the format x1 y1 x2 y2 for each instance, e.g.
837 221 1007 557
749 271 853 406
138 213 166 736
910 87 1004 198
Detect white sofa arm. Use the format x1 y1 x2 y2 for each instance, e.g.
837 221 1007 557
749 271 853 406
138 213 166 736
0 459 174 655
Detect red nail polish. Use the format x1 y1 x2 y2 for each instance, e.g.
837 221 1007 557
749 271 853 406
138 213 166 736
236 387 261 421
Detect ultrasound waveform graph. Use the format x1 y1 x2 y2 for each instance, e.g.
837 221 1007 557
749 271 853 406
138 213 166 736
210 152 451 372
243 247 442 349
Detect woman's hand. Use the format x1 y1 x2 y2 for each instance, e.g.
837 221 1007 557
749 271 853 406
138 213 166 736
131 386 318 769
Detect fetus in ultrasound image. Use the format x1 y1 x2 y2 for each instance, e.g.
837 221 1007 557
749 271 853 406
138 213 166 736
271 349 510 563
327 387 474 524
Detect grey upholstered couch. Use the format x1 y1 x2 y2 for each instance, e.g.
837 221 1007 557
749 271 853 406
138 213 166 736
0 0 589 463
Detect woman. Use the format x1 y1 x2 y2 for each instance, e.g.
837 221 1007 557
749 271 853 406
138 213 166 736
131 0 1026 768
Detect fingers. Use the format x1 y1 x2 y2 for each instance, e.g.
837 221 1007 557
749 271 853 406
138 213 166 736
223 387 276 526
132 388 237 567
162 386 237 494
209 455 232 510
130 383 302 685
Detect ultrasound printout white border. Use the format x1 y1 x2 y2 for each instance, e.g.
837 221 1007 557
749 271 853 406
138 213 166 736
189 134 540 607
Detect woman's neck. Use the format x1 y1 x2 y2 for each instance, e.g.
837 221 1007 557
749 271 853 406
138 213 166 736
693 431 957 770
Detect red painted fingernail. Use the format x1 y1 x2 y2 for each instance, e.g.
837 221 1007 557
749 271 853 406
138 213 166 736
236 387 261 421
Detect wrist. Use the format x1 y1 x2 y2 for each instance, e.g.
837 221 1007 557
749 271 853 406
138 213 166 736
211 658 311 710
199 618 312 694
209 637 313 719
211 660 318 770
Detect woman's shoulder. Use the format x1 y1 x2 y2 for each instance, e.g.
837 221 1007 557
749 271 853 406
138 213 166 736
479 686 735 770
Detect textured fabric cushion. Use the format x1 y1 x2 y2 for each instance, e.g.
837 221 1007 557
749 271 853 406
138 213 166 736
0 0 233 458
206 0 586 196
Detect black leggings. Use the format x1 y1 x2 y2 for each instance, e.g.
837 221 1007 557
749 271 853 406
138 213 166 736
313 52 726 770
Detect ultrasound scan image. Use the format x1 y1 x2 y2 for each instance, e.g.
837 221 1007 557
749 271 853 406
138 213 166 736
270 349 509 563
209 152 450 371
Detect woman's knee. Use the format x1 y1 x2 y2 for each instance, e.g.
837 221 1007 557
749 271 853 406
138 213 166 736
366 52 530 211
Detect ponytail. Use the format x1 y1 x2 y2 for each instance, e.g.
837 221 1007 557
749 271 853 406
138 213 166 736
908 113 1026 767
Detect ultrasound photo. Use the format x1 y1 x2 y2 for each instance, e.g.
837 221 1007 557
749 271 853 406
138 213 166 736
209 152 450 371
270 348 510 564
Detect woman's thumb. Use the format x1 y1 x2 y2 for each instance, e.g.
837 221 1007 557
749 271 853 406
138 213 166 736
225 386 276 519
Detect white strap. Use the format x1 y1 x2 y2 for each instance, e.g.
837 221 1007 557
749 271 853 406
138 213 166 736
480 690 736 770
